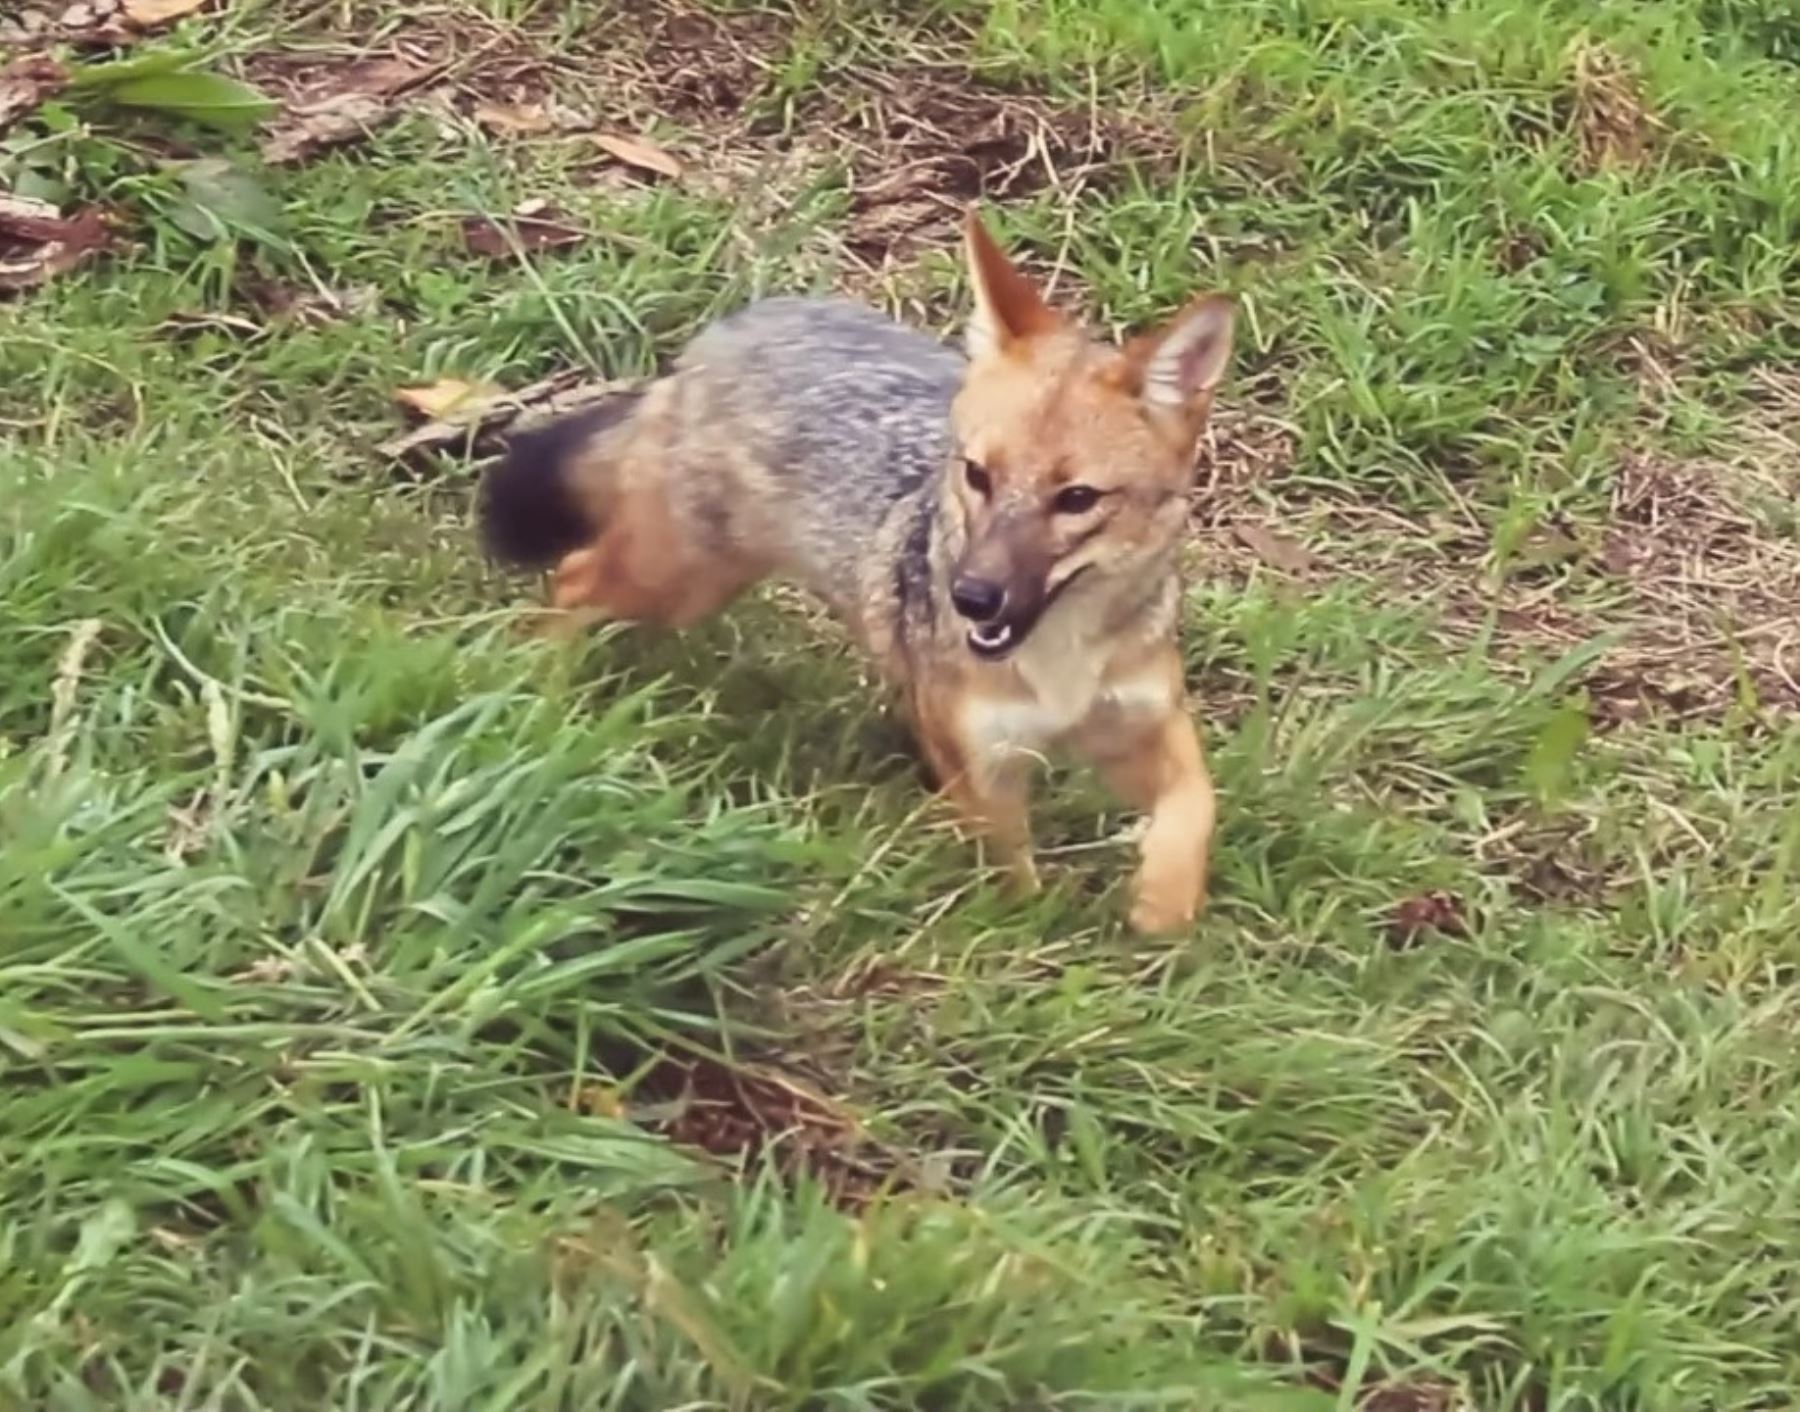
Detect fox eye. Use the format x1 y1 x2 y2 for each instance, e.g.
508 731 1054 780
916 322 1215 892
1052 484 1102 515
963 459 992 497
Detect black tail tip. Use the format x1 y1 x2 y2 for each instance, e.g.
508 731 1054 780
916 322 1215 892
477 395 637 568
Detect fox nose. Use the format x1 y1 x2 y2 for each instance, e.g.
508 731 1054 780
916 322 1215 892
950 576 1006 622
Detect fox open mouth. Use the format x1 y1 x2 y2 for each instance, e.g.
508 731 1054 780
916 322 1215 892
961 569 1088 662
967 620 1021 658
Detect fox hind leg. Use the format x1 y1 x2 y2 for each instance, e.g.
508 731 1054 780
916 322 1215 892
542 485 763 633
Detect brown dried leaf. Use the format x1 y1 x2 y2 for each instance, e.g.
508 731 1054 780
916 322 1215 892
393 377 505 421
238 272 378 327
1232 521 1317 574
258 58 431 165
316 56 430 101
121 0 208 26
0 193 67 239
847 195 944 261
0 198 111 292
460 210 584 259
0 54 68 135
262 92 386 164
592 131 683 181
19 2 135 43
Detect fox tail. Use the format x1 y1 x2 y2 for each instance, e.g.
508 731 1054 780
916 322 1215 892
477 394 640 568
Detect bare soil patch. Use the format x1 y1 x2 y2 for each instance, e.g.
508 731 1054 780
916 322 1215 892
1188 372 1800 722
631 1050 901 1207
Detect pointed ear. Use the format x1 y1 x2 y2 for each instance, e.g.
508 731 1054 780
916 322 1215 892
1129 294 1236 420
963 206 1060 359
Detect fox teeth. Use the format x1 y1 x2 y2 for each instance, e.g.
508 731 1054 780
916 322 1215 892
971 622 1014 650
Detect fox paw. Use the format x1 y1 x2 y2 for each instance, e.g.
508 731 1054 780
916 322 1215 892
1127 879 1203 936
1007 856 1042 897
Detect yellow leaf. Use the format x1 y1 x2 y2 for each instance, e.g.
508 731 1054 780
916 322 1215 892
570 1083 627 1119
393 378 503 421
122 0 211 25
474 102 554 136
592 132 682 181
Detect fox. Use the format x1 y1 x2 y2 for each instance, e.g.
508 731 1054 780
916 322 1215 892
478 208 1234 934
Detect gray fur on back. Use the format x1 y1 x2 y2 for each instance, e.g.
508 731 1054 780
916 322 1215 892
669 298 962 606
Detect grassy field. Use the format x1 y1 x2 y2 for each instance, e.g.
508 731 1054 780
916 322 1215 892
4 0 1800 1406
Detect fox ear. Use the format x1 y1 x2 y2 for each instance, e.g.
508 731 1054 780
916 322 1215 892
1130 295 1236 421
963 206 1060 359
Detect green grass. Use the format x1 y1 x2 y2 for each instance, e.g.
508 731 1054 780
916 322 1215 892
4 0 1800 1407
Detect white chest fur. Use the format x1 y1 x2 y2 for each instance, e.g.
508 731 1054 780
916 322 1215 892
959 619 1172 770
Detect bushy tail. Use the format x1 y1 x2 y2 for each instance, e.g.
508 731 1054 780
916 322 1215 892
478 393 640 568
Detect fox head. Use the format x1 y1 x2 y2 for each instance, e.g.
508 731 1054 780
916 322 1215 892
945 208 1235 661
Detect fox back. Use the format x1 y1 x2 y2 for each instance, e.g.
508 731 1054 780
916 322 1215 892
652 296 963 610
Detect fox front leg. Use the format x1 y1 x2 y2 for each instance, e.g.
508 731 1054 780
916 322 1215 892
916 713 1041 896
1076 696 1216 936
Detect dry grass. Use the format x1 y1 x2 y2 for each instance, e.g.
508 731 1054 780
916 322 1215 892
1189 370 1800 721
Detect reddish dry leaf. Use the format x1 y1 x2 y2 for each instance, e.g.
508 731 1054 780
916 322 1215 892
461 211 584 259
0 197 111 292
121 0 209 26
1232 521 1317 574
592 131 683 181
1386 891 1469 947
0 54 68 134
